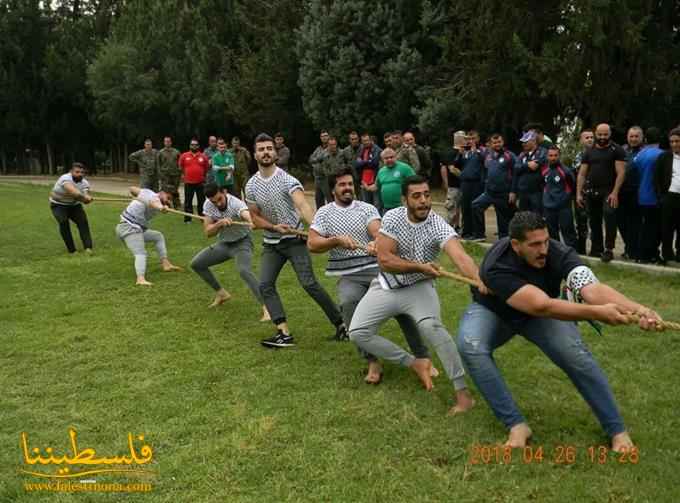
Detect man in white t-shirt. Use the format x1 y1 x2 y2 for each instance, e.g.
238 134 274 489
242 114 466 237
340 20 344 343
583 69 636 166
190 183 269 321
349 175 486 414
115 187 182 286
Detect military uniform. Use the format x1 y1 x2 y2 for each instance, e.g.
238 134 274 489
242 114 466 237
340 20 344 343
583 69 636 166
230 146 252 196
158 146 181 208
129 148 159 191
394 145 421 174
316 150 347 207
341 144 361 178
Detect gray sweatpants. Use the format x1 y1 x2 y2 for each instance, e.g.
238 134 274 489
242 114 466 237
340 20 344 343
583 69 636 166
190 236 263 304
349 279 467 390
337 270 430 362
260 237 342 327
115 224 167 276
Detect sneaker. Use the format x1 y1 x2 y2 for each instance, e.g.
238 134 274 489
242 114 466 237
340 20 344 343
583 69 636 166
261 330 295 348
332 323 348 342
601 250 613 263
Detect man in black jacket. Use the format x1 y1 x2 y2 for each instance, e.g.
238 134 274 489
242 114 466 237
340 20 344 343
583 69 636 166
654 128 680 262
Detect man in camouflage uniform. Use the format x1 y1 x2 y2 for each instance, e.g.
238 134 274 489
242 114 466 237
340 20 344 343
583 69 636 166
230 136 252 196
129 139 159 191
320 137 348 202
403 131 432 179
309 130 330 209
341 130 362 178
158 136 181 208
390 130 421 174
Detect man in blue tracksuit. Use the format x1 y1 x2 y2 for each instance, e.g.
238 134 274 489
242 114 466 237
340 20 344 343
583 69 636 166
631 128 664 263
513 131 547 213
472 133 517 239
542 145 577 248
455 130 486 240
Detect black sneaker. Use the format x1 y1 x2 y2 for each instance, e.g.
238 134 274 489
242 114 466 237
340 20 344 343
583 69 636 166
261 330 295 348
601 250 614 263
329 323 348 341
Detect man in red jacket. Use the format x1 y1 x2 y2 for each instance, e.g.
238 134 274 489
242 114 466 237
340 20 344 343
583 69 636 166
179 139 210 223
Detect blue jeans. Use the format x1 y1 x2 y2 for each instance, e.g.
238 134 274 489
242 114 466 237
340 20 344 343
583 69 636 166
456 302 625 437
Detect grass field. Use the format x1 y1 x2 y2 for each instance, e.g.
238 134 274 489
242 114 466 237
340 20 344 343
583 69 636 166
1 183 679 502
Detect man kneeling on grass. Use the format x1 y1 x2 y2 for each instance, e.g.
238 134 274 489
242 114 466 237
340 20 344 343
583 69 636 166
457 211 662 451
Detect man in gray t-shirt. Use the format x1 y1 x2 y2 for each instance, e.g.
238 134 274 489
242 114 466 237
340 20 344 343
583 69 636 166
189 183 269 321
49 162 93 254
349 175 485 415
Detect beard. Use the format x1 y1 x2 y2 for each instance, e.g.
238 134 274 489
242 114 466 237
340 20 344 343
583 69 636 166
258 155 275 167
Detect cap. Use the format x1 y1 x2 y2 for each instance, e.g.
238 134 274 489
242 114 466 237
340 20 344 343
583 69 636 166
520 131 537 142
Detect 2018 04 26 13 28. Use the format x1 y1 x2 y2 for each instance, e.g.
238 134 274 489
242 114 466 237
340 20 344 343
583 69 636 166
468 444 640 465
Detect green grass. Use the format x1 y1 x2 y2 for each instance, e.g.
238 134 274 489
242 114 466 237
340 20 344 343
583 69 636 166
1 183 679 502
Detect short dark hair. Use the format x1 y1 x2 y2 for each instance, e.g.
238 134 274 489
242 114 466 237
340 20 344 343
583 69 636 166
547 145 560 152
71 162 86 170
391 130 403 136
383 132 391 139
327 136 337 143
328 166 355 193
646 126 661 144
349 130 359 136
669 127 680 138
217 137 226 144
254 133 274 147
360 131 371 138
274 132 284 138
204 183 223 199
490 133 503 140
401 175 429 197
320 130 329 135
509 211 548 241
580 129 593 136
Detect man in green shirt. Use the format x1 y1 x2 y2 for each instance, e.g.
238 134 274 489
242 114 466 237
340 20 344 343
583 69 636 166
230 136 252 196
158 136 181 208
211 138 237 195
375 148 415 214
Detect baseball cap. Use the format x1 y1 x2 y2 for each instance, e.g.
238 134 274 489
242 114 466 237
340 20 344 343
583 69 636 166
520 131 537 142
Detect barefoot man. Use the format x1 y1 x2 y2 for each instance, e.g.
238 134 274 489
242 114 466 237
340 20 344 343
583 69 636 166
307 167 434 383
349 175 483 414
190 183 270 321
115 187 182 286
457 211 661 451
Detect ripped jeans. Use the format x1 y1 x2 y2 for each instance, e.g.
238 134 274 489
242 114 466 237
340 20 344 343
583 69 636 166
456 302 625 437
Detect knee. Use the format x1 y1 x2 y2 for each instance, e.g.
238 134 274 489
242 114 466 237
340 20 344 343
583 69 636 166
189 257 202 272
300 278 321 293
259 280 276 296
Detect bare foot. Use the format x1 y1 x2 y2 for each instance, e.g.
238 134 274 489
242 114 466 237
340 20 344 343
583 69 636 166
611 432 634 453
504 423 533 448
365 361 383 384
259 306 271 322
136 278 153 286
448 389 476 415
209 290 232 308
431 366 439 378
410 358 433 391
161 259 182 272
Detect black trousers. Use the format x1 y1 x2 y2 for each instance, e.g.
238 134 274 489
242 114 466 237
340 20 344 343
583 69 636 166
574 200 589 254
50 203 92 253
585 193 617 254
545 205 577 249
184 183 205 222
638 206 661 262
460 180 485 238
660 193 680 260
472 192 515 238
616 190 641 259
518 191 543 214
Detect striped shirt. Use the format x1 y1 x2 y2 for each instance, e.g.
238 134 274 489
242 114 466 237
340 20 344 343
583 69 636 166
203 195 250 243
119 189 159 231
378 207 457 289
244 167 304 245
311 200 380 276
49 174 90 206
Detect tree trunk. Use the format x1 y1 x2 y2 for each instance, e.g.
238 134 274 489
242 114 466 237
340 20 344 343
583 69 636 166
0 148 6 174
124 143 128 174
46 140 55 175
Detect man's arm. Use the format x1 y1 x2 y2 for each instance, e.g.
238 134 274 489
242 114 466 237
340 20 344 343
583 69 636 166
443 238 483 285
307 229 357 253
291 188 315 225
247 202 276 232
203 216 227 238
507 284 630 324
579 282 660 329
608 159 626 208
576 162 589 207
376 233 439 276
62 182 91 203
129 186 141 197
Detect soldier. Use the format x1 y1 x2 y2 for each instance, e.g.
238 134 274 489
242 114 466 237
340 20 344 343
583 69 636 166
230 136 252 196
129 139 159 191
404 131 432 179
309 130 330 209
341 130 361 175
321 136 348 181
274 132 291 172
158 136 181 208
390 130 420 174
